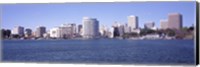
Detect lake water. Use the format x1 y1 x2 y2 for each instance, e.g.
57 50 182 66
2 39 195 65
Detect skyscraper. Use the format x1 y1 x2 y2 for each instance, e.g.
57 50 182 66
118 25 124 36
168 13 182 29
113 27 120 37
128 15 138 31
35 26 46 37
111 22 124 37
12 26 24 37
160 19 168 29
78 24 83 35
70 23 76 35
124 23 131 33
60 23 76 38
82 17 99 39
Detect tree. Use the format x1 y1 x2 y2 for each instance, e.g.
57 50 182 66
140 28 156 36
129 32 138 37
122 32 139 38
12 34 20 38
5 29 11 38
188 26 194 31
165 29 176 36
156 29 165 35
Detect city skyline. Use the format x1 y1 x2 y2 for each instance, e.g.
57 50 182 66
1 2 196 30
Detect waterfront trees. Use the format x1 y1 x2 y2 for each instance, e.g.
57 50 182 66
122 32 138 38
140 28 156 36
1 29 11 39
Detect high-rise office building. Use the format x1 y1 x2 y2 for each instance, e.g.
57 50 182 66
100 25 111 37
111 22 124 37
25 28 32 37
118 25 124 36
160 19 168 29
35 26 46 37
124 23 131 33
66 23 76 35
144 21 155 29
12 26 24 37
128 15 138 31
78 24 83 35
60 23 76 38
168 13 182 29
82 17 99 39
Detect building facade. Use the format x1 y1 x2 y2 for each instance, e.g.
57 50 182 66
77 24 83 35
82 17 99 39
61 24 75 38
168 13 182 29
35 26 46 38
160 19 168 29
50 27 60 38
118 25 124 36
100 25 106 37
12 26 24 37
124 23 131 33
50 23 76 38
128 15 138 31
66 23 76 35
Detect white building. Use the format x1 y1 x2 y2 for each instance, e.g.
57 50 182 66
12 26 24 37
50 23 76 38
111 22 124 37
100 25 106 36
124 23 131 33
82 17 99 39
43 32 50 38
109 27 115 38
100 25 112 38
35 26 46 38
160 19 168 29
65 23 76 35
50 27 60 38
118 25 124 36
128 15 138 32
61 23 76 36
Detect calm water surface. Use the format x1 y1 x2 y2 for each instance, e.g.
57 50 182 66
2 39 195 65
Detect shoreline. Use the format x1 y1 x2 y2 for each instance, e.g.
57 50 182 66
2 38 194 41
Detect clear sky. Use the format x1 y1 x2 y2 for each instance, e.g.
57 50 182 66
1 2 196 31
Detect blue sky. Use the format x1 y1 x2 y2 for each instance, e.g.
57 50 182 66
1 2 196 31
